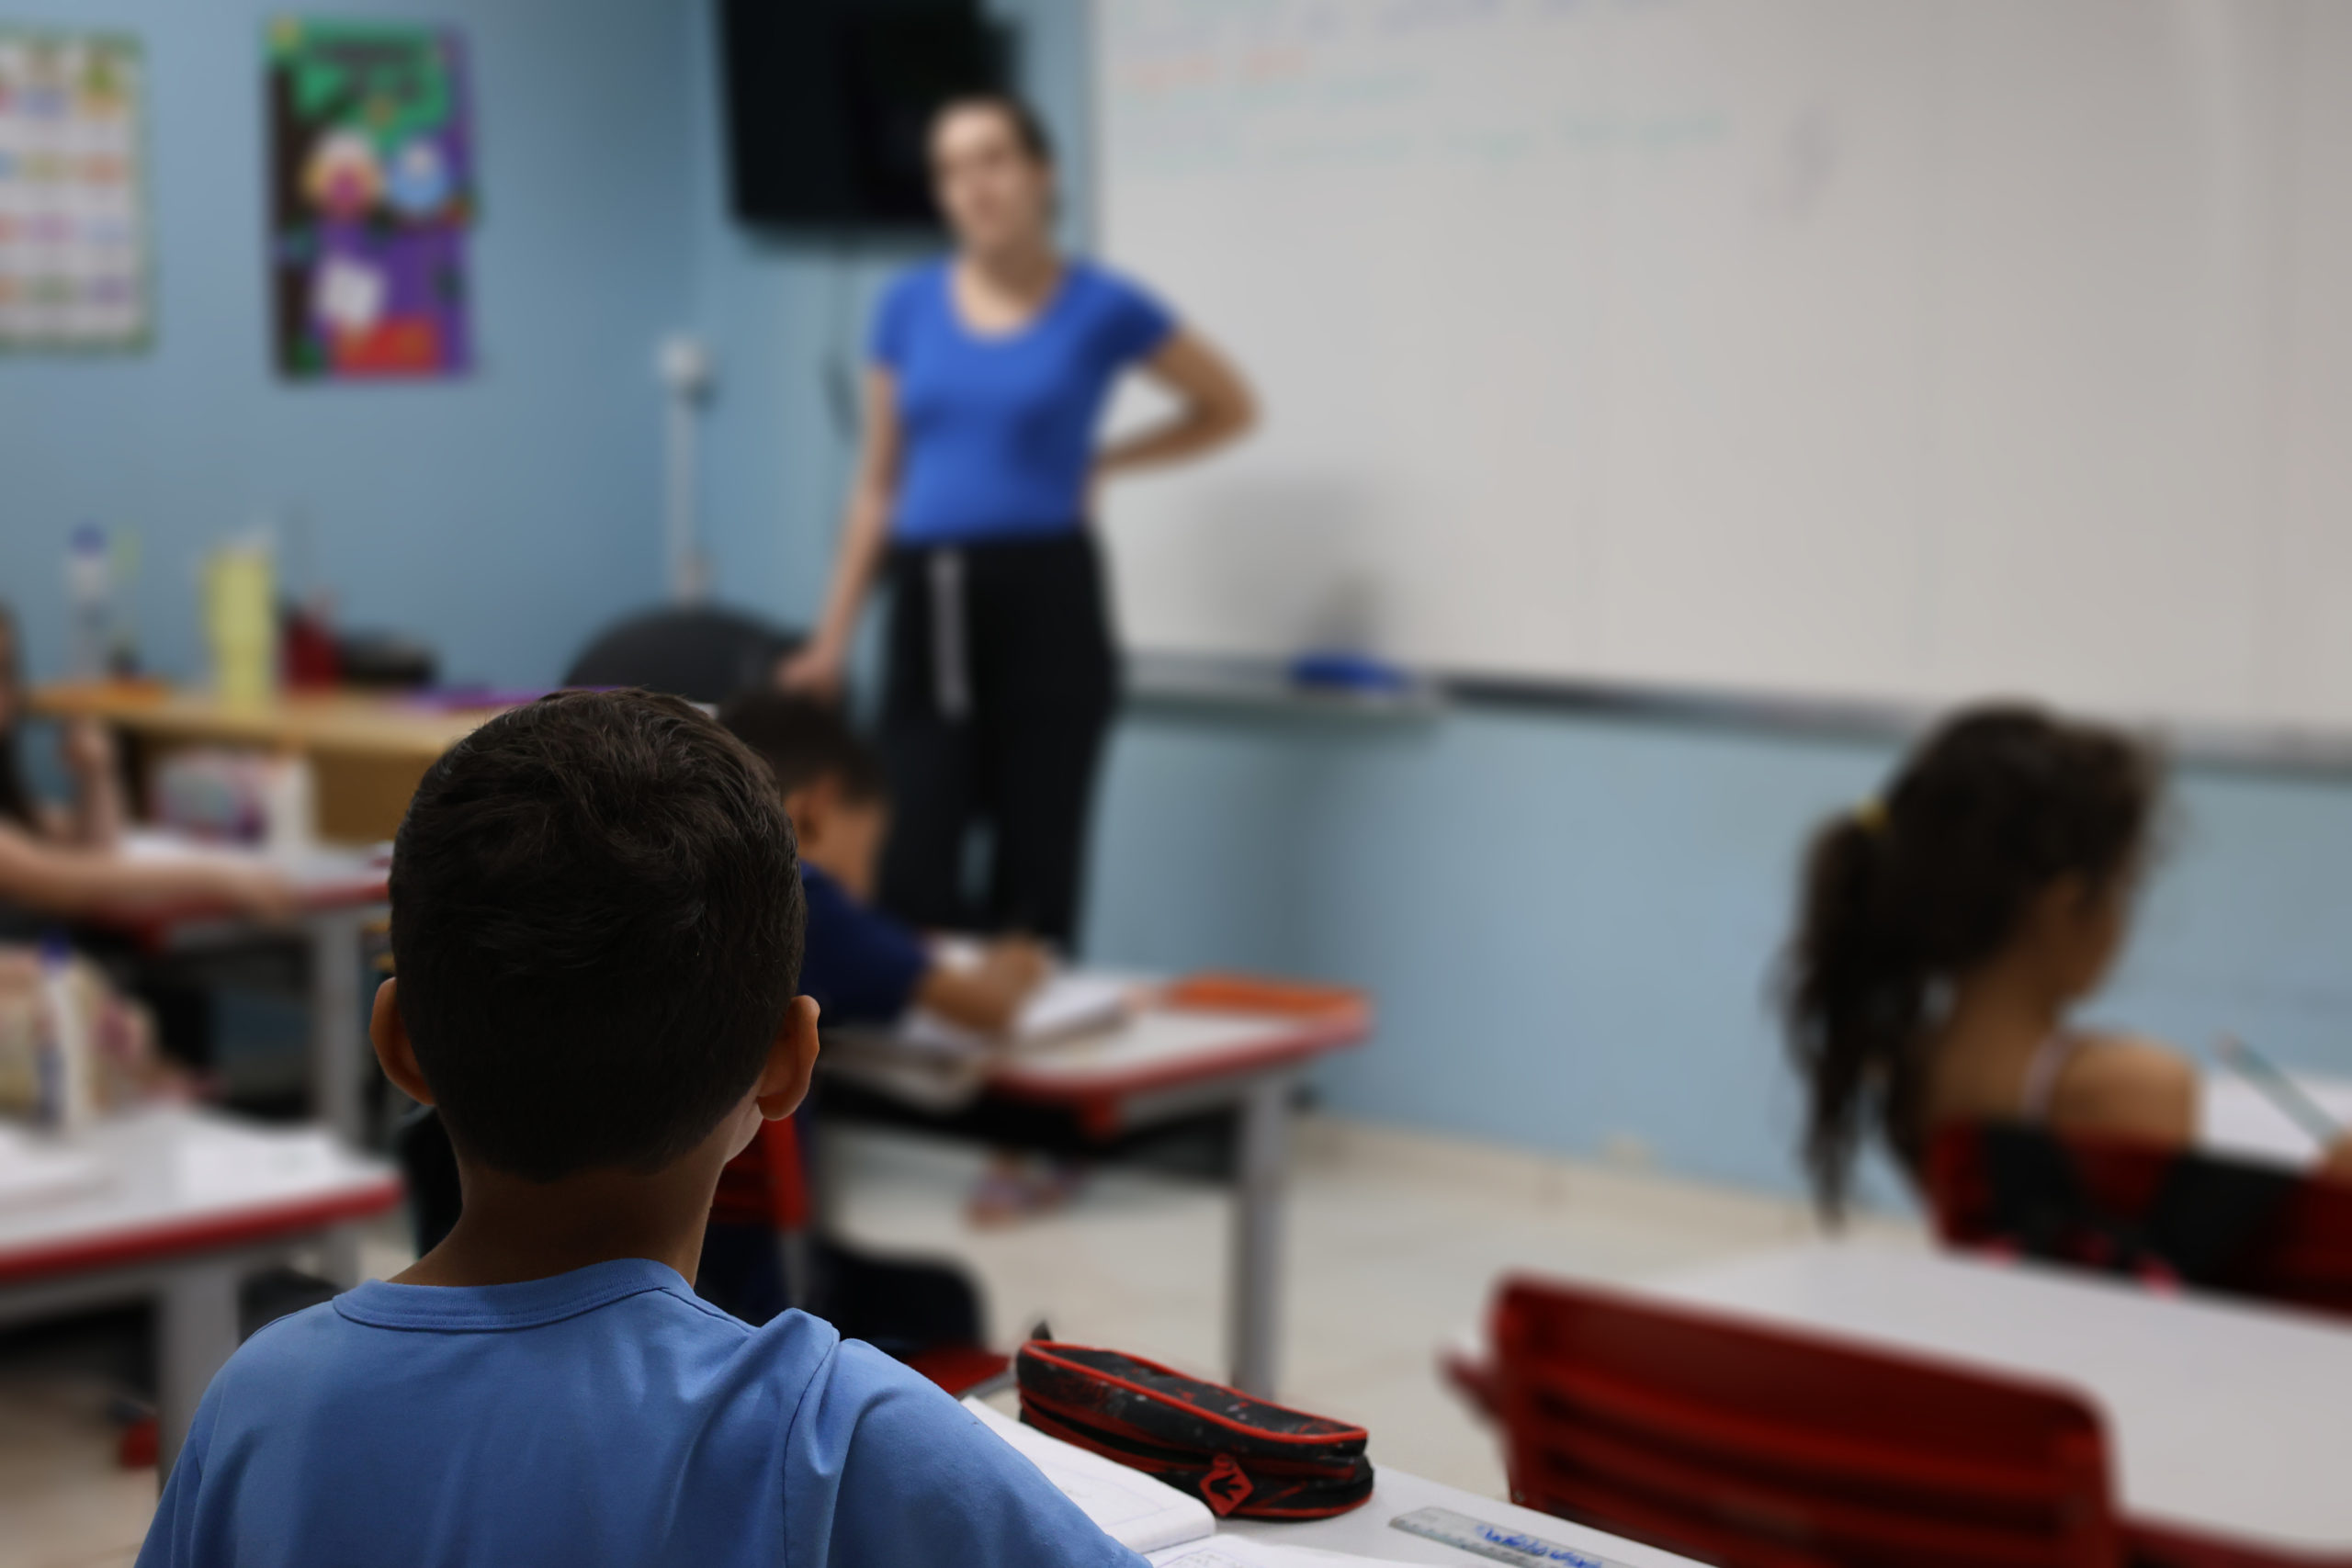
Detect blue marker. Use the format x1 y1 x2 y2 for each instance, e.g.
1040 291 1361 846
1391 1506 1629 1568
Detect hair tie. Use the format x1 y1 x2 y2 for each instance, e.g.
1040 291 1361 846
1852 797 1888 834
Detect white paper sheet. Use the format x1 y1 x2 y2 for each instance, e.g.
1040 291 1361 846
964 1398 1216 1554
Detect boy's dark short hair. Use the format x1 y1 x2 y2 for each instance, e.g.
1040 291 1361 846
390 690 806 1180
718 691 889 805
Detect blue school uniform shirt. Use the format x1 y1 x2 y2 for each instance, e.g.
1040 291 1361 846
137 1258 1141 1568
798 863 929 1025
873 258 1176 545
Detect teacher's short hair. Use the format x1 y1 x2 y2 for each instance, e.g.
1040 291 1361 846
934 92 1054 166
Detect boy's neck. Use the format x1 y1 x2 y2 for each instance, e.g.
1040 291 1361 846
394 1145 728 1289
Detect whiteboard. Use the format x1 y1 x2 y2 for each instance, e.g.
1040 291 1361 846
1092 0 2352 729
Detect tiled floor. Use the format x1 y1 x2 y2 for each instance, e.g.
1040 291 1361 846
0 1113 1917 1567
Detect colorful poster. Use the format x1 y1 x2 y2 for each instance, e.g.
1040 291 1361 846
266 17 473 379
0 29 150 351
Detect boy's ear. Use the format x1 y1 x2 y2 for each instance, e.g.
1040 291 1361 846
755 996 821 1122
369 977 435 1107
782 776 834 834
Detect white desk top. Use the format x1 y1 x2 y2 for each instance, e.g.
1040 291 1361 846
2202 1067 2352 1168
1638 1240 2352 1555
1220 1465 1704 1566
0 1107 399 1284
827 996 1368 1117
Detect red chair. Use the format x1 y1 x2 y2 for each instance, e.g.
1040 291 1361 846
1484 1274 2127 1568
711 1115 817 1304
709 1117 1010 1398
1926 1123 2352 1324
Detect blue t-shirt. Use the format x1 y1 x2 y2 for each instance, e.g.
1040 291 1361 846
800 863 929 1025
873 259 1176 545
137 1259 1140 1568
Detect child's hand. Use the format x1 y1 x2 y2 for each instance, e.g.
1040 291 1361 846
214 863 299 921
981 938 1051 998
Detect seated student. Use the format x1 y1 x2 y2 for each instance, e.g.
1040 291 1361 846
139 690 1139 1568
718 692 1069 1233
1782 702 2352 1213
0 604 288 924
719 691 1048 1032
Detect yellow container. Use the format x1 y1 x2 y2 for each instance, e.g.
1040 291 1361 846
202 544 276 707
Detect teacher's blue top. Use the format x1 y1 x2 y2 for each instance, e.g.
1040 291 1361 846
873 258 1175 546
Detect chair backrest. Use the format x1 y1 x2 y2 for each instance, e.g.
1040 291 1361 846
1926 1122 2352 1322
709 1115 811 1232
562 605 801 705
1489 1275 2124 1568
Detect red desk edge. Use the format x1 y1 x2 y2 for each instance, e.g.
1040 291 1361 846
0 1177 404 1287
982 1002 1373 1139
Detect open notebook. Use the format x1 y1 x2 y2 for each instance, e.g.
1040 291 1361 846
896 954 1132 1058
962 1399 1382 1567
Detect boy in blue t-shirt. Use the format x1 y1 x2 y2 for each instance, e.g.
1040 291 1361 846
137 691 1137 1568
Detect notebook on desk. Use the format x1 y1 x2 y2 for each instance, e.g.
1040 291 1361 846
895 952 1134 1059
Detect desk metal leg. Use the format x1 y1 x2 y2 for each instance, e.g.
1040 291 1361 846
308 907 375 1144
1227 1071 1295 1397
157 1261 240 1485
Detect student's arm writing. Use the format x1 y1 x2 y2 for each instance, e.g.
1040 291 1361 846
916 938 1049 1034
778 367 903 700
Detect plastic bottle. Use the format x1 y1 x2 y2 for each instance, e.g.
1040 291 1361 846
38 933 94 1132
66 522 111 680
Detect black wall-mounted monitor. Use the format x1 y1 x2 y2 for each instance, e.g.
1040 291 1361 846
720 0 1013 230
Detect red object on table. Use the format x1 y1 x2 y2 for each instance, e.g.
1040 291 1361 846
1926 1123 2352 1324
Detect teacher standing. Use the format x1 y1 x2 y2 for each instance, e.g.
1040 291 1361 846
780 94 1255 948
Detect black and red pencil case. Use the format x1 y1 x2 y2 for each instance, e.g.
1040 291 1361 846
1015 1341 1374 1520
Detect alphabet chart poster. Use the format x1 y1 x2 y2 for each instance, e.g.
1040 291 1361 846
266 17 474 379
0 30 150 351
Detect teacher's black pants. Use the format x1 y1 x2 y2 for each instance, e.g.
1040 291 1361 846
878 532 1118 950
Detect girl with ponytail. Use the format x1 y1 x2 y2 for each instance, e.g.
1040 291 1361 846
1782 703 2349 1215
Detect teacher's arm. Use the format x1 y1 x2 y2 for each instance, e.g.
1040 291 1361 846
779 367 905 698
1094 329 1257 491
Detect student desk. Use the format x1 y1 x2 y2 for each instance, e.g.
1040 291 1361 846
29 682 503 844
1219 1464 1704 1566
1635 1240 2352 1563
95 841 390 1146
96 833 391 1147
0 1107 401 1478
825 997 1371 1399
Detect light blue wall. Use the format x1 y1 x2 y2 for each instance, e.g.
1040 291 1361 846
1086 705 2352 1198
680 0 2352 1204
26 2 2351 1203
1 0 695 690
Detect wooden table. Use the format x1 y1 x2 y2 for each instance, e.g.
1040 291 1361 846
30 682 504 843
0 1107 401 1478
826 994 1372 1399
1636 1240 2352 1564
